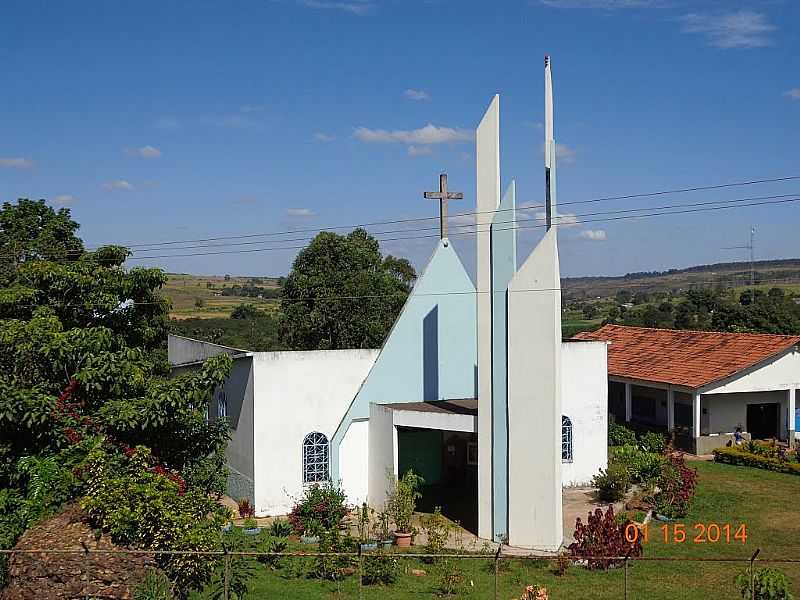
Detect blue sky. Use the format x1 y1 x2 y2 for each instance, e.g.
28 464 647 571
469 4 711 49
1 0 798 278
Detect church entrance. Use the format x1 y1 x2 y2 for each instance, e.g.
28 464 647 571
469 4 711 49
397 427 478 533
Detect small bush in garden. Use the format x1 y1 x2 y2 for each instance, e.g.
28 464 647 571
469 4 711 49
361 549 398 585
287 481 349 534
519 585 549 599
553 553 571 576
133 569 173 600
609 445 664 485
208 555 254 600
435 558 467 597
312 527 356 581
237 498 255 519
568 506 642 570
241 516 258 530
609 422 637 446
638 431 666 454
257 535 288 569
592 463 631 502
736 566 794 600
651 453 697 519
422 506 452 559
714 447 800 476
268 518 292 537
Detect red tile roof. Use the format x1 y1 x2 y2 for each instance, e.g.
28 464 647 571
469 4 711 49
573 324 800 388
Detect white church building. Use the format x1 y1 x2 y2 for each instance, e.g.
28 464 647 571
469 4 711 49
169 58 609 550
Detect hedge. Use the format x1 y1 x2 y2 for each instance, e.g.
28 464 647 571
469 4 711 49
713 447 800 475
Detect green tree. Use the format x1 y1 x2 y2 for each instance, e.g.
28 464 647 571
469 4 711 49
0 199 83 269
280 228 417 350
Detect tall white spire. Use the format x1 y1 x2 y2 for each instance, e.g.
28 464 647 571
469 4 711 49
544 55 557 230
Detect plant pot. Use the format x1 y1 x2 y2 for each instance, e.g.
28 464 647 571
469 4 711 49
221 523 233 533
300 534 320 544
243 527 261 535
359 541 378 551
380 539 393 548
394 532 412 548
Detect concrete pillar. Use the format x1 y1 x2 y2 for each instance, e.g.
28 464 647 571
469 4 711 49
788 388 796 442
667 388 675 432
624 383 632 423
692 392 701 440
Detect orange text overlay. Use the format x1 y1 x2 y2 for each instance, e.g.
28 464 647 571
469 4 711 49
625 523 748 544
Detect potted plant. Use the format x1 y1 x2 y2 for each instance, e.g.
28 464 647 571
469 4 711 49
242 516 261 535
237 498 255 519
357 503 378 551
376 510 392 548
300 520 322 544
386 470 423 548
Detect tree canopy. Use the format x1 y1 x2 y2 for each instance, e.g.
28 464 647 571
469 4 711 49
280 228 417 350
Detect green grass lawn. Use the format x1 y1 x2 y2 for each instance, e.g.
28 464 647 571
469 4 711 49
195 462 799 599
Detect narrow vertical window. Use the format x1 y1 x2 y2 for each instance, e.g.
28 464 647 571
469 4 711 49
217 387 228 419
562 415 573 463
303 432 329 483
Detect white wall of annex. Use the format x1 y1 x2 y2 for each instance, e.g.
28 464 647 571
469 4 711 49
252 349 378 516
561 341 608 487
339 420 369 507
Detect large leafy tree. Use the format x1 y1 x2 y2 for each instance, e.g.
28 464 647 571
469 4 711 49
0 199 232 592
281 228 417 350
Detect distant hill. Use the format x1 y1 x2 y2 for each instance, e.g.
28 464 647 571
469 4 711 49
562 258 800 300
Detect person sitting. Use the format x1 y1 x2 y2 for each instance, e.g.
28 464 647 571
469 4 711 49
733 427 744 446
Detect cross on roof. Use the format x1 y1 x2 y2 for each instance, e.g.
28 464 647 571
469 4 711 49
423 173 463 240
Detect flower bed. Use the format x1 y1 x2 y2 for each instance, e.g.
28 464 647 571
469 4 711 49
713 446 800 475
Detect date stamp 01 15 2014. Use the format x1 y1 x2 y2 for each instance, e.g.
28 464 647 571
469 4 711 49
625 522 748 545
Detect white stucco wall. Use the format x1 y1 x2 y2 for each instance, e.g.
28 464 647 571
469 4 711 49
701 348 800 395
252 349 378 516
339 420 369 506
367 403 397 511
702 390 790 437
561 341 608 486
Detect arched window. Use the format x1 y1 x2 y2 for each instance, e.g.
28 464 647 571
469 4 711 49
217 387 228 419
561 416 573 463
303 432 330 483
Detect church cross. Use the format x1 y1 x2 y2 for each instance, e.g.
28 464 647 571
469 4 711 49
424 173 463 240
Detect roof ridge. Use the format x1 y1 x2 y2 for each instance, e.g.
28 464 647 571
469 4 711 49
599 323 800 340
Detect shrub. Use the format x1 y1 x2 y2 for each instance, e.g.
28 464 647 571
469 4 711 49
257 535 288 569
651 453 697 519
519 585 550 599
422 506 451 558
133 569 174 600
268 518 292 537
714 447 800 476
609 445 664 485
638 431 666 454
237 498 255 519
592 463 631 502
312 527 356 581
435 558 466 597
386 469 424 533
241 516 258 530
287 482 348 535
736 567 794 600
362 549 398 586
208 555 254 600
568 506 642 570
609 422 637 447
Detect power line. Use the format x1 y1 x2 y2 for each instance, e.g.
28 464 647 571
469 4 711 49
79 174 800 251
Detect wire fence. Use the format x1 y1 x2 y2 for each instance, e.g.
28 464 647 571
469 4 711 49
2 546 798 599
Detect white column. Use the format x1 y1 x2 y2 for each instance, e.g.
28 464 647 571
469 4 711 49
624 383 632 423
692 392 701 439
788 389 796 441
667 387 675 432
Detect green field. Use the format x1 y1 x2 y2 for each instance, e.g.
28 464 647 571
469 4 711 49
162 274 281 319
194 462 799 599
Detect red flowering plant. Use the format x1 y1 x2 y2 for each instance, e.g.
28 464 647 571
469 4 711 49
651 453 697 519
288 482 349 535
568 506 642 570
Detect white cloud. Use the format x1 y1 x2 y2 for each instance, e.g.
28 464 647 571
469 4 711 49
407 145 432 157
54 194 77 207
579 229 607 240
784 88 800 101
534 210 580 227
299 0 373 15
314 132 335 142
680 10 776 49
0 157 33 168
541 142 577 165
354 123 474 145
126 145 161 159
287 208 316 217
101 179 134 191
538 0 658 7
404 89 431 101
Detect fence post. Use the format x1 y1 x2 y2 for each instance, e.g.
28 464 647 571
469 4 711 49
624 549 632 600
358 544 363 600
223 546 230 600
750 548 760 600
494 544 502 600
